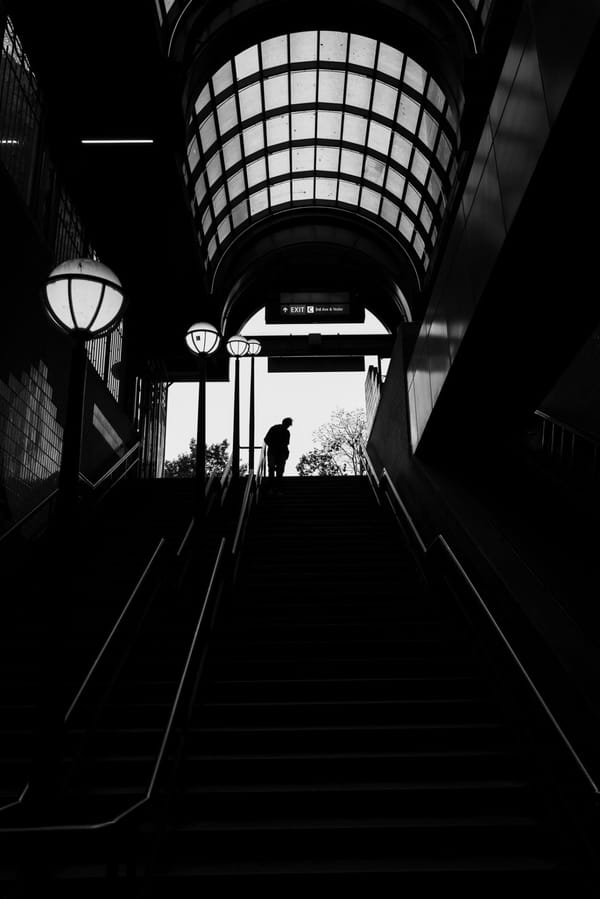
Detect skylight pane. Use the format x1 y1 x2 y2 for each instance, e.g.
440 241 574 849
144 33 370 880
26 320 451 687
194 84 211 117
420 201 433 232
342 113 367 145
381 197 399 226
290 31 317 63
404 57 426 93
338 180 360 205
405 183 421 214
227 170 245 200
428 169 442 204
385 167 405 199
437 132 452 169
292 146 314 172
377 43 404 79
217 219 231 243
293 178 314 200
270 180 291 205
316 145 340 171
427 78 445 112
246 156 267 187
206 152 222 186
199 114 217 152
372 81 397 120
367 121 391 155
315 177 337 200
317 110 342 140
235 45 260 80
419 111 438 151
391 133 412 168
264 73 289 110
194 174 207 206
360 186 381 214
187 135 200 170
319 31 348 62
292 70 317 105
412 148 428 184
267 113 289 145
232 199 249 228
223 134 242 169
349 34 376 68
262 35 288 68
399 214 415 241
414 233 425 258
364 155 386 186
239 83 262 120
291 111 316 140
346 73 372 109
397 94 420 133
242 123 264 155
249 188 269 214
217 96 238 135
213 187 227 216
318 70 345 104
268 149 290 177
212 61 233 96
201 207 212 234
208 237 217 259
340 148 363 177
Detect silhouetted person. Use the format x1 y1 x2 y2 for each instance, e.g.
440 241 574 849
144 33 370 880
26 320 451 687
264 417 293 481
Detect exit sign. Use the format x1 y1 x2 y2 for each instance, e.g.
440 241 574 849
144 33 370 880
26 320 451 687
266 291 364 324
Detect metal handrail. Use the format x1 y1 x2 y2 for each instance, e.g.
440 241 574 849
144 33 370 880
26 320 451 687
0 489 59 546
362 445 599 797
79 441 141 492
534 410 600 449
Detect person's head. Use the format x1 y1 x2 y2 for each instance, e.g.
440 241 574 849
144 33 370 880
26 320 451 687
282 417 293 428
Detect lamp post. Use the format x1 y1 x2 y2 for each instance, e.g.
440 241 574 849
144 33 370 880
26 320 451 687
246 338 261 472
185 322 222 512
226 335 249 479
42 257 126 513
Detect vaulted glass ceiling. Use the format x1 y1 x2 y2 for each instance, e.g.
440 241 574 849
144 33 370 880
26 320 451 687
184 31 464 283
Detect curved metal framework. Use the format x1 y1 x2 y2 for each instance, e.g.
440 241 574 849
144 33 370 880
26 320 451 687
183 29 465 284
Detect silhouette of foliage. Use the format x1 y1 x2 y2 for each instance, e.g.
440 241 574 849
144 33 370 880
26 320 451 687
164 438 241 478
296 408 366 476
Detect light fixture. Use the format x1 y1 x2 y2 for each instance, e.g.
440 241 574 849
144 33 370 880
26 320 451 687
43 257 126 338
246 338 261 356
185 322 222 510
226 334 249 357
185 321 221 356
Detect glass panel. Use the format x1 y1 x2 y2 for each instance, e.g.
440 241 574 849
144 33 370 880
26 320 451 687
194 174 207 206
419 111 438 151
206 152 222 186
381 197 399 226
246 156 267 187
385 166 405 199
364 155 386 186
208 237 217 259
315 177 337 200
420 201 433 232
292 70 317 105
360 186 381 214
346 73 372 109
317 110 342 140
232 199 249 228
239 83 262 120
242 123 264 155
290 31 318 63
427 77 445 112
349 34 377 68
249 188 269 215
340 148 363 177
446 104 459 137
414 233 425 258
213 186 227 216
235 45 260 80
199 114 217 152
187 135 200 170
342 113 367 145
267 113 290 144
428 169 442 204
201 207 213 234
217 96 238 134
227 170 245 200
318 70 345 104
391 133 412 168
262 35 288 69
377 43 404 79
372 81 397 120
270 180 291 205
367 121 391 155
291 111 316 140
212 61 233 95
293 177 314 200
338 179 360 205
437 132 452 170
194 84 211 117
316 145 340 171
217 219 231 243
319 31 348 62
264 73 289 110
411 148 428 184
399 214 415 241
223 134 242 169
404 58 426 93
397 94 419 133
268 149 290 177
405 183 420 214
292 146 314 172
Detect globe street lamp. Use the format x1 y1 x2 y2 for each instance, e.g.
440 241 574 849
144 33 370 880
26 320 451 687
43 257 126 512
246 338 261 472
185 321 221 511
226 335 248 478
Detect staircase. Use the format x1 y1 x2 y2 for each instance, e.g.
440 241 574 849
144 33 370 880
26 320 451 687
141 476 595 888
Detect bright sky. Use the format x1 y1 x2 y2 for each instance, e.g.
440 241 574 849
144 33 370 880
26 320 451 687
165 308 390 475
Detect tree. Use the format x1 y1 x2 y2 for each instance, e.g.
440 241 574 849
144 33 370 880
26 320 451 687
296 408 367 477
163 438 232 478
